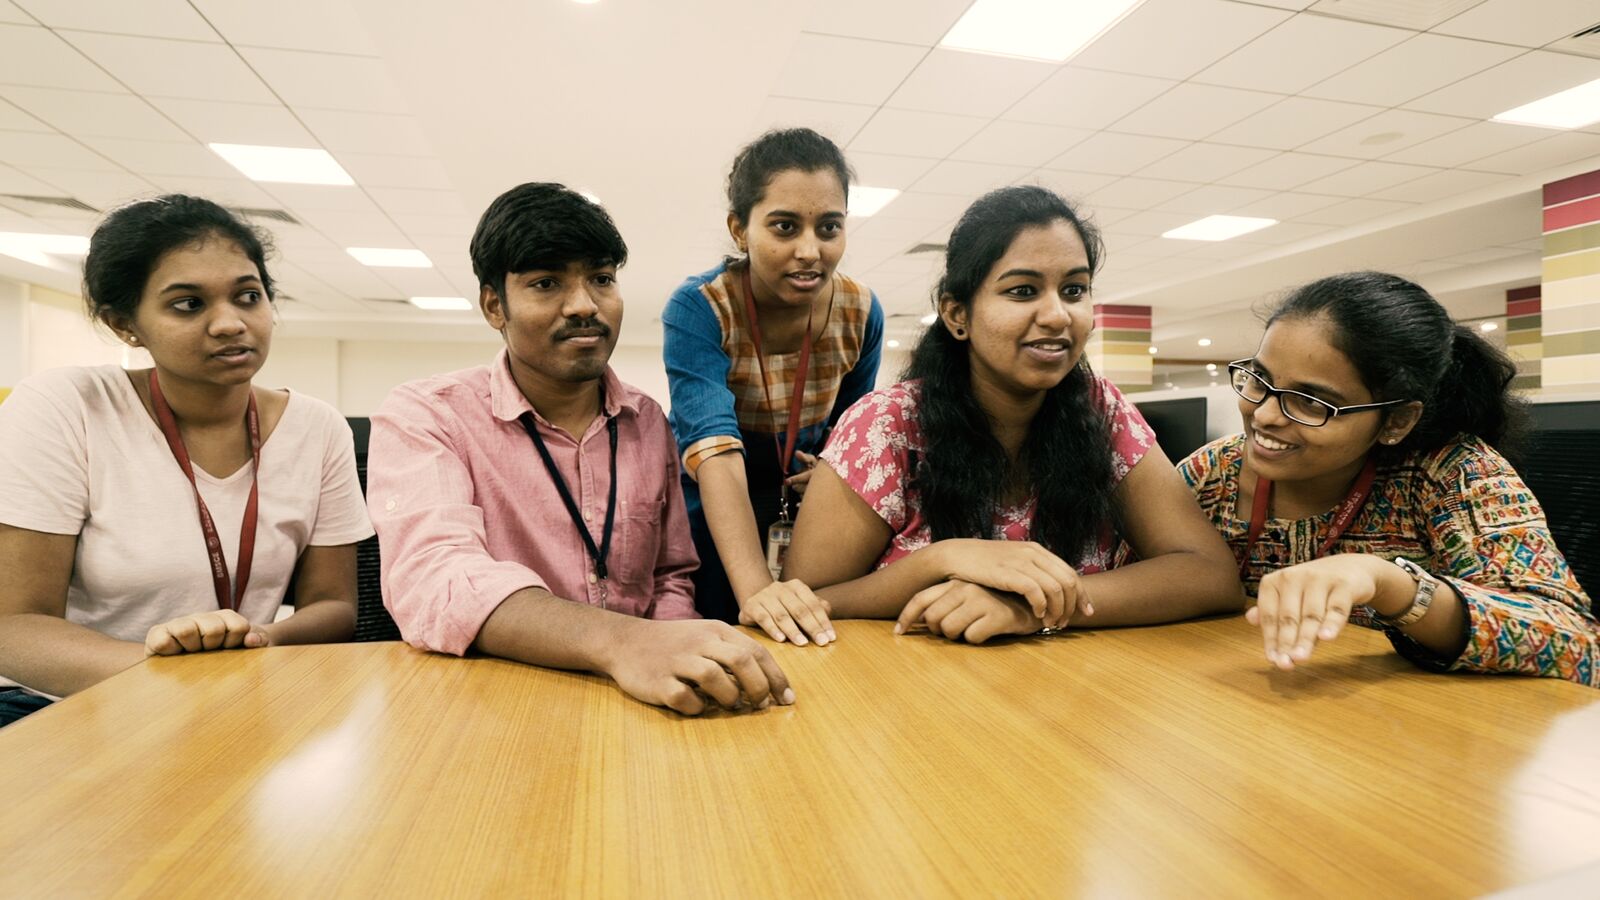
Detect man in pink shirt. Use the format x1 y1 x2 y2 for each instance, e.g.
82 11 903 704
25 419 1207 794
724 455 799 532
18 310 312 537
368 183 793 715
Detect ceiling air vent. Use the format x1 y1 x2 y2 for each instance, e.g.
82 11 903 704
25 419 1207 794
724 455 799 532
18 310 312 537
1548 23 1600 60
905 242 946 255
228 207 301 225
1 193 99 213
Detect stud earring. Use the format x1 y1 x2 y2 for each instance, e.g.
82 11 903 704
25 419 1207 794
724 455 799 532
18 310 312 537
954 327 966 338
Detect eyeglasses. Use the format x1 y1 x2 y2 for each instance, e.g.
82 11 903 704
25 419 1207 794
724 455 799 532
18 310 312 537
1227 360 1409 427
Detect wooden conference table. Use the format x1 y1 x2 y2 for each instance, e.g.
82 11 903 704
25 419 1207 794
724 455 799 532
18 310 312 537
1 618 1598 898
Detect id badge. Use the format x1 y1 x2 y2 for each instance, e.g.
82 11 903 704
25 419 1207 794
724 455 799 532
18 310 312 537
765 519 792 582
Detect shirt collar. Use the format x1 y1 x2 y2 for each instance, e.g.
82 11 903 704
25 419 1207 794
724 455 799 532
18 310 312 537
488 347 638 425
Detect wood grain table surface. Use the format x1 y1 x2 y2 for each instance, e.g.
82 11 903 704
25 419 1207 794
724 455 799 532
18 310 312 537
1 617 1598 899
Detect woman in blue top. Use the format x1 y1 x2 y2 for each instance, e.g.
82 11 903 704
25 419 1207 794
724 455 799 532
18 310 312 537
663 128 884 646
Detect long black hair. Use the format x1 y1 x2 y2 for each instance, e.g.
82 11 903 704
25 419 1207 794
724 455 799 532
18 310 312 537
1266 271 1527 456
906 185 1118 563
83 194 274 327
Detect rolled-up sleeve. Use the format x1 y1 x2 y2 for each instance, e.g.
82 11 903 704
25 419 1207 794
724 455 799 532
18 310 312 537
663 279 743 479
367 385 545 655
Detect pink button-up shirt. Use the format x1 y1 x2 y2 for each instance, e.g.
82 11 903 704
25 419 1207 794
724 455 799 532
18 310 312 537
368 350 699 655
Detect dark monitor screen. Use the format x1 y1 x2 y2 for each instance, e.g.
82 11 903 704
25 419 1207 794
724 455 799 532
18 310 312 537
1133 396 1208 464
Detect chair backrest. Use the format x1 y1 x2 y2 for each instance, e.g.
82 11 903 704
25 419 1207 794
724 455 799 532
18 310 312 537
350 418 402 642
1519 402 1599 603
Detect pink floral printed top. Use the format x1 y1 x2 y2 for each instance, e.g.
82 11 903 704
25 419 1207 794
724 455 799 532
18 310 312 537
819 378 1156 571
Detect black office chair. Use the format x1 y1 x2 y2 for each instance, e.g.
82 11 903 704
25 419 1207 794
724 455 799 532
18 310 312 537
1518 401 1599 603
349 417 403 642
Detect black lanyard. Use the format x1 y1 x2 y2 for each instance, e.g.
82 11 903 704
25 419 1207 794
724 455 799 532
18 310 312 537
518 411 618 581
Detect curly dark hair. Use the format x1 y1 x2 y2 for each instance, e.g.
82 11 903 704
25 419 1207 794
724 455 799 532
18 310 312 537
906 185 1118 564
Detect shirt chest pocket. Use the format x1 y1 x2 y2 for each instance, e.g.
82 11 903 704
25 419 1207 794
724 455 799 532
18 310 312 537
611 496 665 588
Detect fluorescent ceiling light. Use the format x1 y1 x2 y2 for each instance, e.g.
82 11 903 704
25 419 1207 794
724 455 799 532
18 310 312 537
1197 338 1212 347
410 296 472 311
920 313 938 325
1147 346 1158 354
348 247 433 268
1493 77 1600 130
939 0 1145 63
1480 321 1499 332
0 231 90 266
209 143 354 185
1163 215 1277 242
887 339 902 349
848 186 901 217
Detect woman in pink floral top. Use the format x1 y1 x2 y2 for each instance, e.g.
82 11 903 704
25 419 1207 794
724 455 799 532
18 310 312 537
783 186 1241 644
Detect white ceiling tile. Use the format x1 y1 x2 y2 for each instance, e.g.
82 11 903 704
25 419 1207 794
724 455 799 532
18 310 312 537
297 110 433 155
1003 67 1175 129
1042 132 1189 175
0 96 47 131
1106 209 1202 236
750 97 875 147
1109 83 1279 140
1177 238 1273 261
149 175 281 209
842 152 938 191
1084 177 1196 210
21 167 154 206
1083 205 1141 227
1297 109 1475 159
0 87 186 141
238 47 407 114
886 49 1054 118
59 31 274 102
1207 96 1385 150
1462 132 1600 176
366 187 466 216
1300 34 1521 106
336 154 454 191
1430 0 1600 48
0 162 62 194
1216 152 1359 190
851 213 950 242
0 2 30 23
848 108 987 158
0 131 113 169
1068 0 1291 80
148 98 316 146
1296 160 1440 196
1138 142 1280 183
1229 191 1344 220
375 267 455 298
771 34 926 106
949 120 1093 168
1153 184 1276 216
293 209 407 247
260 184 380 214
1193 15 1410 94
803 0 972 45
190 0 379 55
295 259 397 298
1239 0 1316 8
1017 170 1123 200
1405 51 1600 119
1381 120 1552 169
0 23 122 91
909 161 1032 197
1294 197 1415 226
77 136 236 177
1367 168 1515 203
1242 221 1333 245
1432 246 1529 264
17 0 215 39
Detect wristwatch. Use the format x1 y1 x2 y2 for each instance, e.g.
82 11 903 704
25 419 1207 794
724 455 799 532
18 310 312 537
1371 557 1437 627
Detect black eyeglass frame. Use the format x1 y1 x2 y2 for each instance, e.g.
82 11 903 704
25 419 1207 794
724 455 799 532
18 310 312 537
1226 359 1411 427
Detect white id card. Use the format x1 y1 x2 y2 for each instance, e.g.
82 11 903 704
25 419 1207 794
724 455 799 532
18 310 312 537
765 519 793 582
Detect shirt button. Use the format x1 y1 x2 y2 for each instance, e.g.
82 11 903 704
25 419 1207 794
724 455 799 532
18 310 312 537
583 510 591 521
384 498 397 512
588 572 598 584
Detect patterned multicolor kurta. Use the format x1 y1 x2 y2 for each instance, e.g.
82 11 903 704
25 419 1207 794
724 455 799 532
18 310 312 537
821 378 1155 571
1179 434 1598 687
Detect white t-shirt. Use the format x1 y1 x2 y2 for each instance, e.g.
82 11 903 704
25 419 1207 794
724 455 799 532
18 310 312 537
0 366 374 692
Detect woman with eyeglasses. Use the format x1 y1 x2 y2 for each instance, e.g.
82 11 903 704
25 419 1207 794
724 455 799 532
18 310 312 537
1180 271 1595 686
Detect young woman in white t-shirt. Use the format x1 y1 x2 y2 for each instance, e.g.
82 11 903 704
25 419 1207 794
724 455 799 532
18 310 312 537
0 195 374 726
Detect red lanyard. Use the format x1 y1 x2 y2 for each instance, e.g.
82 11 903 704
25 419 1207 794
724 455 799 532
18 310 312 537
149 370 262 612
1238 456 1376 578
739 266 820 476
